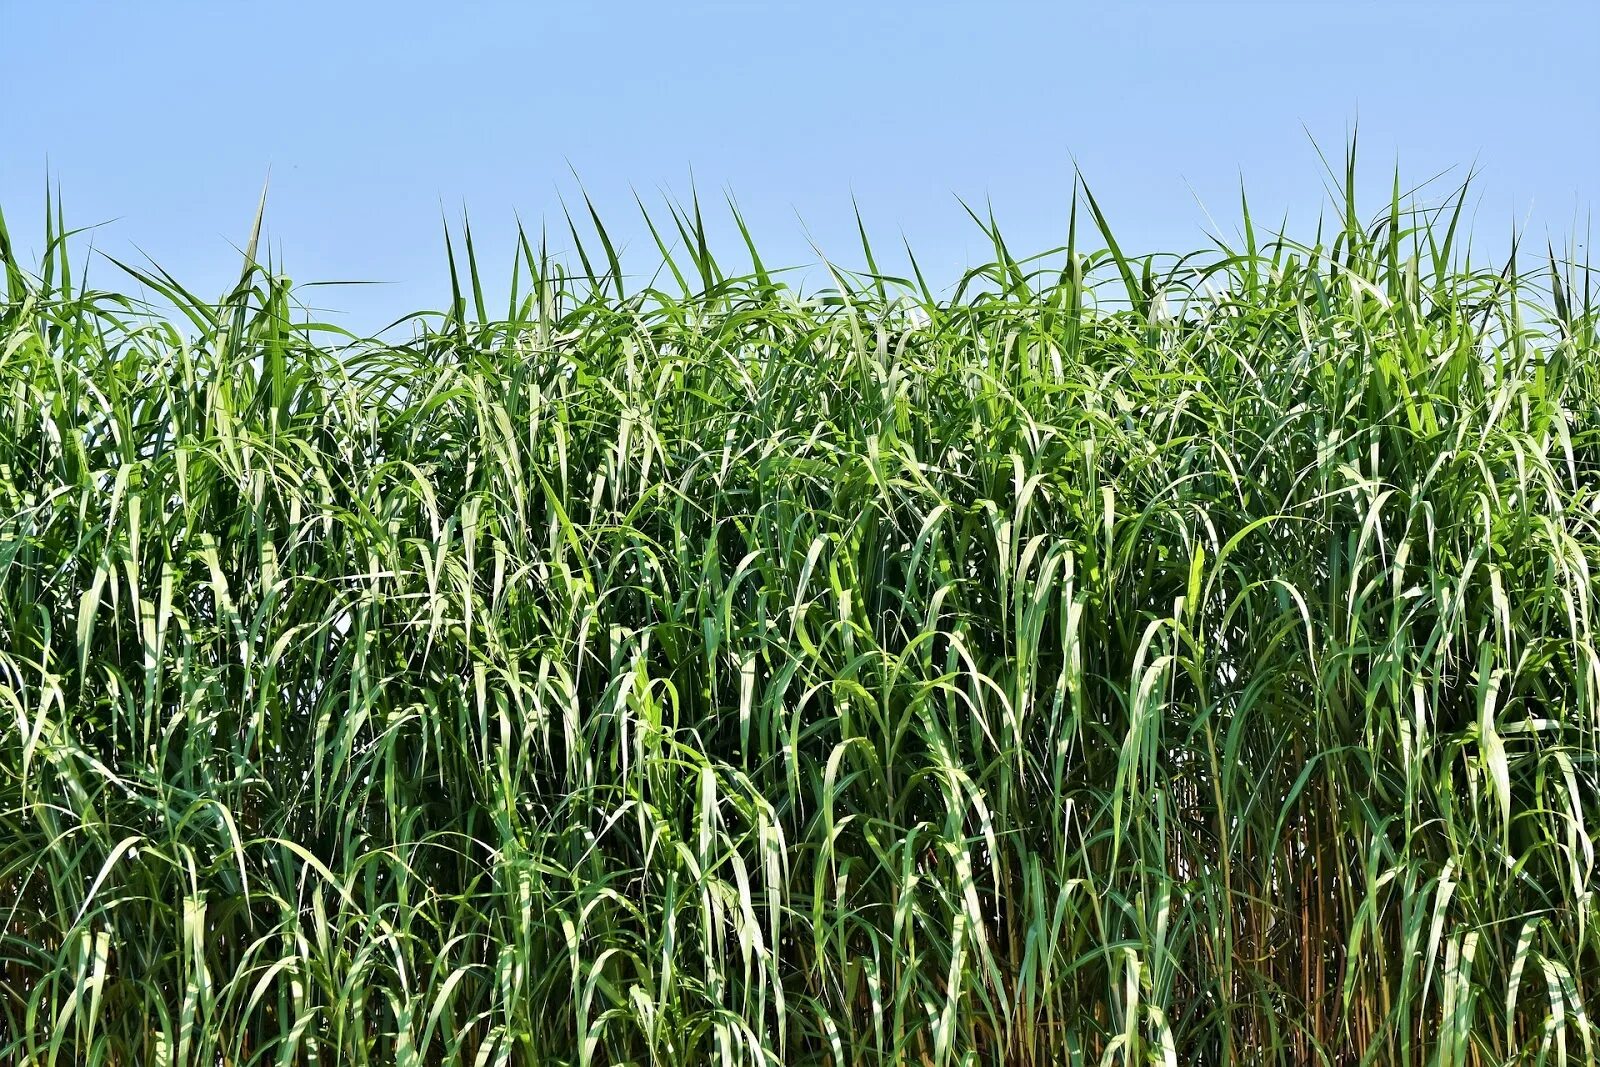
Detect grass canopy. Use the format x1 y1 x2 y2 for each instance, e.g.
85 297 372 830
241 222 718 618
3 156 1600 1064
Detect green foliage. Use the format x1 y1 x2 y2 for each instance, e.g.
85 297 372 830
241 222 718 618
3 157 1599 1064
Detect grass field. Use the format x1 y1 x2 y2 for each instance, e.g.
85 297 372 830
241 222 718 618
3 152 1599 1064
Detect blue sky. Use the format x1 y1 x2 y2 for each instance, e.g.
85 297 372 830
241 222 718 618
2 1 1595 331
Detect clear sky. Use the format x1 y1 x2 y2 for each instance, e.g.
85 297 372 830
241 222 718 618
2 1 1595 332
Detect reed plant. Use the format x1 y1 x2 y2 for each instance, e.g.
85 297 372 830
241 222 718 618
3 150 1598 1064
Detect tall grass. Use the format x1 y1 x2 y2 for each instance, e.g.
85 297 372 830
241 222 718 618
2 153 1598 1065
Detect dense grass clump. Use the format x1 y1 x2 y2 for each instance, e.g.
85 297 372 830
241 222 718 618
3 161 1599 1065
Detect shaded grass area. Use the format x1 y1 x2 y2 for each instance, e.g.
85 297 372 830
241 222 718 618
3 153 1600 1064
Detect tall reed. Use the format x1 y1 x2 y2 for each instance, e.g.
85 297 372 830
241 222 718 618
3 154 1598 1064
